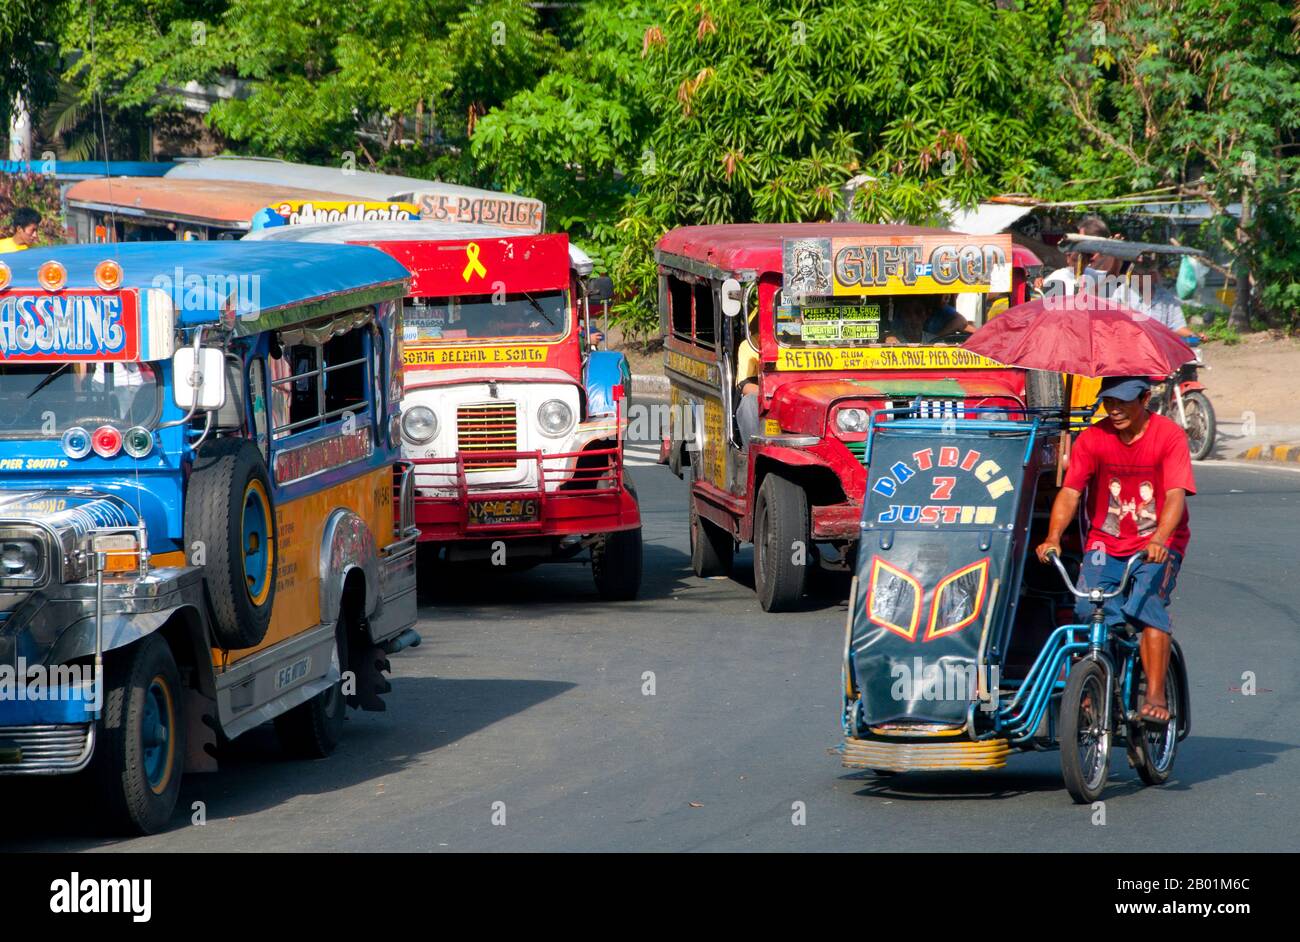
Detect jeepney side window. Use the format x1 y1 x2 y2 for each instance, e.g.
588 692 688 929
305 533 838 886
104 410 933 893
693 281 716 349
668 275 693 343
269 325 372 442
322 328 368 420
248 358 270 461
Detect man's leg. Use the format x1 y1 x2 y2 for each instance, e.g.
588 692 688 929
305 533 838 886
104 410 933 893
736 392 759 450
1139 628 1172 721
1121 552 1181 723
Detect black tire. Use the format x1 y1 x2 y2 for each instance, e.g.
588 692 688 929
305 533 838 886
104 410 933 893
592 481 642 600
1025 370 1065 411
592 527 643 600
1059 658 1112 804
185 438 277 650
753 473 809 612
690 500 733 577
1181 390 1216 461
91 634 186 835
1128 654 1182 786
274 610 351 758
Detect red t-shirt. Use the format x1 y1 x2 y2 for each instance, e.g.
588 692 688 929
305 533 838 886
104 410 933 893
1063 412 1196 556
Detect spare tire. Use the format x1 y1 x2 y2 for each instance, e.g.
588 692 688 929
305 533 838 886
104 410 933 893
1025 370 1065 411
185 438 277 650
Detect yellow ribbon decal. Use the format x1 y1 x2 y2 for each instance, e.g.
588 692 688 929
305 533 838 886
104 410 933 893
462 242 487 281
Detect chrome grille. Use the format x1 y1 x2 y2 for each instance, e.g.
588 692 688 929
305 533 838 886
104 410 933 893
0 723 95 774
457 403 518 471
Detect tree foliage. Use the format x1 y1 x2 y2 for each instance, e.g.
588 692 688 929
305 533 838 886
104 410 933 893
1053 0 1300 328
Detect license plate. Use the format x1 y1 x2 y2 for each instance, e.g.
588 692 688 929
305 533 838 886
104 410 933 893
468 498 539 526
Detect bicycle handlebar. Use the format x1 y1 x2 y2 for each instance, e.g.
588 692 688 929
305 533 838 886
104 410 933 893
1044 549 1148 602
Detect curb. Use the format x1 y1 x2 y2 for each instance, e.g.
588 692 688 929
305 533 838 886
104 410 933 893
631 373 670 396
1236 443 1300 463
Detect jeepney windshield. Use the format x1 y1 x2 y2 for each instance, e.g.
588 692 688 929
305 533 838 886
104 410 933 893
403 290 569 344
773 293 984 347
0 363 161 438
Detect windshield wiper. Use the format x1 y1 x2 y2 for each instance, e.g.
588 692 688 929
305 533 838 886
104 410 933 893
25 363 72 400
522 292 556 327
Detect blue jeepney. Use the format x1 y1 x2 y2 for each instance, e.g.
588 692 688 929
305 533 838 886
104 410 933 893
0 242 419 833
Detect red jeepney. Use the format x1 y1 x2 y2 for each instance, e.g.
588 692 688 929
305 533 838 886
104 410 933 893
657 224 1053 611
247 221 643 599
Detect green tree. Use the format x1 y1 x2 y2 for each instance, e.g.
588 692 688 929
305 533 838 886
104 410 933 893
1054 0 1300 329
0 0 68 136
477 0 1064 335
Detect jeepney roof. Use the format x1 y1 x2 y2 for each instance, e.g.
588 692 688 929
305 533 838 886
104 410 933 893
1 159 174 180
1 242 409 331
1058 234 1206 261
243 219 596 275
656 223 1040 276
166 155 498 202
64 177 362 229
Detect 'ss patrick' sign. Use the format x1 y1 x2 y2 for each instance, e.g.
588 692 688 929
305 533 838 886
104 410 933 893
0 291 139 361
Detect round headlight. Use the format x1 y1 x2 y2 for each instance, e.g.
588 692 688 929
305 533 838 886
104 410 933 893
401 406 438 444
836 408 868 433
61 426 92 459
0 540 41 579
537 399 574 437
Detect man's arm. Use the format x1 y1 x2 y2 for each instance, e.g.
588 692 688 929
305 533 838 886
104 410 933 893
1145 488 1186 564
1036 486 1082 562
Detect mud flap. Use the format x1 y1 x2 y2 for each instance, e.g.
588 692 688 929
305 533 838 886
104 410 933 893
347 640 392 713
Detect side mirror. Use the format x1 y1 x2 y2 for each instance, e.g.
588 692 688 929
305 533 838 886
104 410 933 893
172 346 227 411
721 277 742 318
586 276 614 304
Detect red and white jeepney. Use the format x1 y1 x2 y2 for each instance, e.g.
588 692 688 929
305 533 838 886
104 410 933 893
657 224 1054 611
247 221 643 599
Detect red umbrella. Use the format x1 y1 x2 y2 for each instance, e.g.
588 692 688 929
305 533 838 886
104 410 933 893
965 293 1195 376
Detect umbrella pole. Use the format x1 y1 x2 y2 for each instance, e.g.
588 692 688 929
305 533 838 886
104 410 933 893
1057 372 1074 487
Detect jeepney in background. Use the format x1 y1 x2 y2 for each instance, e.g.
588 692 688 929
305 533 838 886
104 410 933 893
164 155 546 234
0 242 419 833
246 220 643 600
64 177 367 242
657 224 1055 612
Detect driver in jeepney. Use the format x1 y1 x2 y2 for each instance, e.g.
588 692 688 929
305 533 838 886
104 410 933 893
883 295 972 344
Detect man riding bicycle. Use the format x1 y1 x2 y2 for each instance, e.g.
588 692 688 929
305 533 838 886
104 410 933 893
1036 376 1196 727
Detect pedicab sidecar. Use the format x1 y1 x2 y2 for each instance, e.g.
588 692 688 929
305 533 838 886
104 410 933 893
840 407 1190 802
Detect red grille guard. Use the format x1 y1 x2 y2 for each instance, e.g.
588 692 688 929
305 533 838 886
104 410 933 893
409 446 640 541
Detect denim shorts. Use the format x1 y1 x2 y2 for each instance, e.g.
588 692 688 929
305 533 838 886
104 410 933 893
1074 550 1182 634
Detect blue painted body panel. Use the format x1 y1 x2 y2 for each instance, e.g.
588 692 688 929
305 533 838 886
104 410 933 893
0 160 174 179
1 242 410 326
584 350 631 417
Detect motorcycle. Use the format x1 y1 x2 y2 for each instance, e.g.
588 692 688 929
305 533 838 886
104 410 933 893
1149 337 1215 460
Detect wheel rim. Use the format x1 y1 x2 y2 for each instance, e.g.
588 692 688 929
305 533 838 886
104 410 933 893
755 498 770 588
242 479 273 605
1145 668 1178 773
1075 672 1111 792
141 675 175 793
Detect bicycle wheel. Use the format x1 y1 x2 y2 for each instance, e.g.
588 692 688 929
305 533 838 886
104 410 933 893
1059 658 1112 804
1129 658 1181 786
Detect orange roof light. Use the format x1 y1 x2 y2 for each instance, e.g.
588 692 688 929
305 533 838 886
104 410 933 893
94 259 124 291
37 260 67 292
0 260 10 290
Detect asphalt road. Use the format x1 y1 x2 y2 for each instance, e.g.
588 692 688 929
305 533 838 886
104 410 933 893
5 460 1299 852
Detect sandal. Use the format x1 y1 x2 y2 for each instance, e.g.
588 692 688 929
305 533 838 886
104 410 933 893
1139 698 1171 729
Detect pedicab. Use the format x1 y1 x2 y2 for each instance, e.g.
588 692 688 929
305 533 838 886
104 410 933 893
841 300 1196 802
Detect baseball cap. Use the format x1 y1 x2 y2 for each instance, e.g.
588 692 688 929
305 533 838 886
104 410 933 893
1098 376 1151 401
